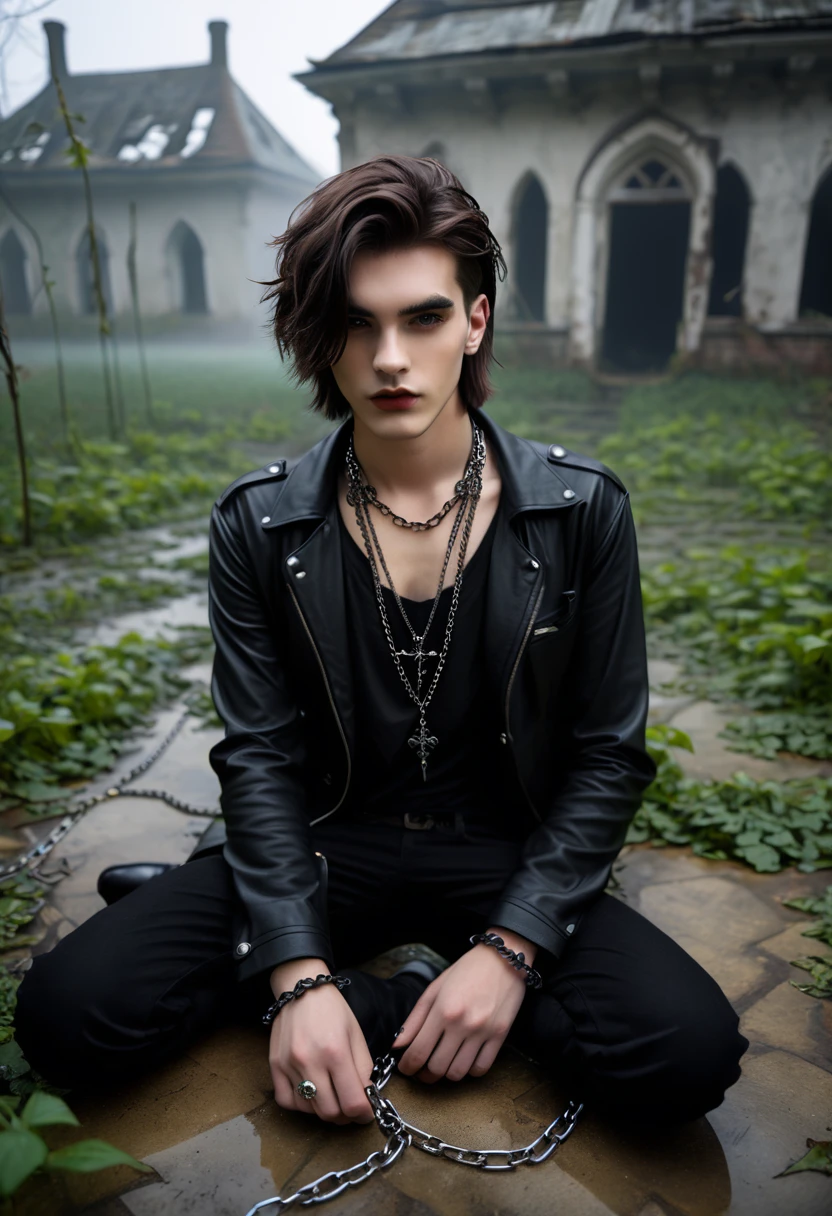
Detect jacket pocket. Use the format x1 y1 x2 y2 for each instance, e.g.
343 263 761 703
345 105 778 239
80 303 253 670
530 590 577 642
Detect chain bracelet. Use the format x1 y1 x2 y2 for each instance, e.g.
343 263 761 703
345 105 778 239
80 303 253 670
262 974 351 1026
0 709 219 885
469 932 544 989
244 1052 583 1214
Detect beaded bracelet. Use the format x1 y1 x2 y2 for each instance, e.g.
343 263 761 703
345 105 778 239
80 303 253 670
469 932 543 990
262 973 351 1026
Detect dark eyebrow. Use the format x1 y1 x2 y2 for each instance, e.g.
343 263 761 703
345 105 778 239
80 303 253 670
347 294 455 318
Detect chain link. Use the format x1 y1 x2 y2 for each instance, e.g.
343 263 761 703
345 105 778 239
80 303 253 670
0 710 218 884
244 1052 582 1214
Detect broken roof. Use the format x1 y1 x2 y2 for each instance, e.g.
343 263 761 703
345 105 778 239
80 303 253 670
0 21 319 186
305 0 832 68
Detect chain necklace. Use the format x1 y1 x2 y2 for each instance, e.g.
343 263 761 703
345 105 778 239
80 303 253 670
346 447 480 532
345 420 486 781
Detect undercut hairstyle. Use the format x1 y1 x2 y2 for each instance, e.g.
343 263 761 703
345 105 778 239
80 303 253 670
260 154 507 421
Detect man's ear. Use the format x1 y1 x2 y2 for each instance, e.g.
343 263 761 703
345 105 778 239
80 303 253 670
465 293 490 354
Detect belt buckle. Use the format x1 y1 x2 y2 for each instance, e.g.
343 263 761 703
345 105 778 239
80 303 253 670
403 811 435 831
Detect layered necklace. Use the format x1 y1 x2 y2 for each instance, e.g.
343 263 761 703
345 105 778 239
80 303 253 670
345 417 486 781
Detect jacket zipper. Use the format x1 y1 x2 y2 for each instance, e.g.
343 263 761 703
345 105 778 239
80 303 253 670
286 580 351 826
504 580 545 823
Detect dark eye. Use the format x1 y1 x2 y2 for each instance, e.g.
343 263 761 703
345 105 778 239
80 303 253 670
347 316 368 328
414 313 443 327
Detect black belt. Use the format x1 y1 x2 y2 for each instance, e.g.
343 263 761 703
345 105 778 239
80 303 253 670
352 809 464 832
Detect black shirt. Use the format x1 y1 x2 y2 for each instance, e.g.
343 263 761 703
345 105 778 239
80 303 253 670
338 500 505 820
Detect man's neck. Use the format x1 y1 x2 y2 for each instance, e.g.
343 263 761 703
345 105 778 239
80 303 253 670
351 397 474 499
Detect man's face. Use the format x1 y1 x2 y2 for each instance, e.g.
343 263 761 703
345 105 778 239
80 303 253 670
330 243 489 440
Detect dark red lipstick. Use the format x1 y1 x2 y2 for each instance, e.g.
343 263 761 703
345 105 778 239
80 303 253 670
371 388 420 411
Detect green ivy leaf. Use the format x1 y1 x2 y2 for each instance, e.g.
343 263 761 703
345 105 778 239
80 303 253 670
46 1137 151 1175
775 1138 832 1177
21 1091 80 1129
0 1127 48 1196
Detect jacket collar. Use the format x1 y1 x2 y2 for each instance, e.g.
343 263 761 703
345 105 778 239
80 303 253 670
260 409 584 532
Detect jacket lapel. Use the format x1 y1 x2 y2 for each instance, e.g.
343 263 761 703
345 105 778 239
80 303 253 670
475 410 583 715
260 423 356 758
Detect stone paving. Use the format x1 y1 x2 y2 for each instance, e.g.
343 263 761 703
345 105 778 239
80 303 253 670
6 649 831 1216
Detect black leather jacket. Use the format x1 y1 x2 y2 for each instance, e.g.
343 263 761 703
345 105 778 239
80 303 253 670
197 409 657 982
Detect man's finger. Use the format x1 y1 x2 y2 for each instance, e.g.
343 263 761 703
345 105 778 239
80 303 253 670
444 1037 484 1083
332 1055 375 1123
415 1028 465 1083
468 1036 502 1078
393 982 437 1048
397 1007 445 1075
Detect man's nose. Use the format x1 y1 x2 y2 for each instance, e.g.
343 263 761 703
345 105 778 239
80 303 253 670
373 327 409 376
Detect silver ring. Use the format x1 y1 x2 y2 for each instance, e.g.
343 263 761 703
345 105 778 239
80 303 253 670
297 1079 317 1101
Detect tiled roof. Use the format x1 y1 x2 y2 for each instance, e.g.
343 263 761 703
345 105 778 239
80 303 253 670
308 0 832 67
0 47 318 183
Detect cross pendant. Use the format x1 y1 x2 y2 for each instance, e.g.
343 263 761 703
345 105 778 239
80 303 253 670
396 637 438 694
408 720 438 782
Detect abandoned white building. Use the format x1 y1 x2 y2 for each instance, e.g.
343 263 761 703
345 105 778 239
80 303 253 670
0 20 319 330
298 0 832 374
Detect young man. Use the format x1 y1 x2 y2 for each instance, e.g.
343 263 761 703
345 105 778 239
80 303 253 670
16 155 747 1127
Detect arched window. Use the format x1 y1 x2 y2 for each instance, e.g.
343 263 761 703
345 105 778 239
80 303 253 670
167 221 208 314
0 229 31 314
512 173 548 322
799 167 832 319
76 228 113 315
708 164 750 317
601 155 692 372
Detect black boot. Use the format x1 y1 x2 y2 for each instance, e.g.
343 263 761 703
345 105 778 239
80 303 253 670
97 862 178 906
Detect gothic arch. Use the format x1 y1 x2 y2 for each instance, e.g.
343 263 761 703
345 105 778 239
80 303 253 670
166 220 208 314
0 229 31 314
570 113 716 366
509 172 548 323
708 162 752 317
75 226 114 315
799 164 832 319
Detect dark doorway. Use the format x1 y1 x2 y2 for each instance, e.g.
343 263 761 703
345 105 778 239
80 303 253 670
601 201 691 372
172 223 208 314
799 167 832 319
0 229 31 314
76 229 113 315
513 175 547 322
708 164 750 317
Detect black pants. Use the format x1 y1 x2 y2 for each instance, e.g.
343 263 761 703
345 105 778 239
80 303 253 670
15 813 748 1124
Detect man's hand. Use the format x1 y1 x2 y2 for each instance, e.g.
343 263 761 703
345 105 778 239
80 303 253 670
394 928 535 1083
268 958 374 1125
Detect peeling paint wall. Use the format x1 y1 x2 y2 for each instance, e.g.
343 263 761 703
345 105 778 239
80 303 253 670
0 179 297 326
336 71 832 365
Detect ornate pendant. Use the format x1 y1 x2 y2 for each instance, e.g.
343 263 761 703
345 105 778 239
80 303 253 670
408 718 439 781
396 637 438 694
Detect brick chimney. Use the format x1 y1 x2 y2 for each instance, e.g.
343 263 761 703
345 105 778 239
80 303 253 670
44 20 68 80
209 21 228 69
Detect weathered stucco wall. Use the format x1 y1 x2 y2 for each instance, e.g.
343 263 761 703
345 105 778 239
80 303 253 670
336 72 832 368
0 176 308 327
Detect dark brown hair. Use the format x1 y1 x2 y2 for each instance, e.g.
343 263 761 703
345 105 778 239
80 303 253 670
260 154 507 420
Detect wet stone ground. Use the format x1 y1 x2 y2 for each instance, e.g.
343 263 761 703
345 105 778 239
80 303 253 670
4 494 832 1215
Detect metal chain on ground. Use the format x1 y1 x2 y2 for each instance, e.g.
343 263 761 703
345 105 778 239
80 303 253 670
244 1052 582 1214
0 709 218 883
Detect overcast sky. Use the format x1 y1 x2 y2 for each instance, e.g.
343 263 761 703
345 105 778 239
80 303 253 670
1 0 394 179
